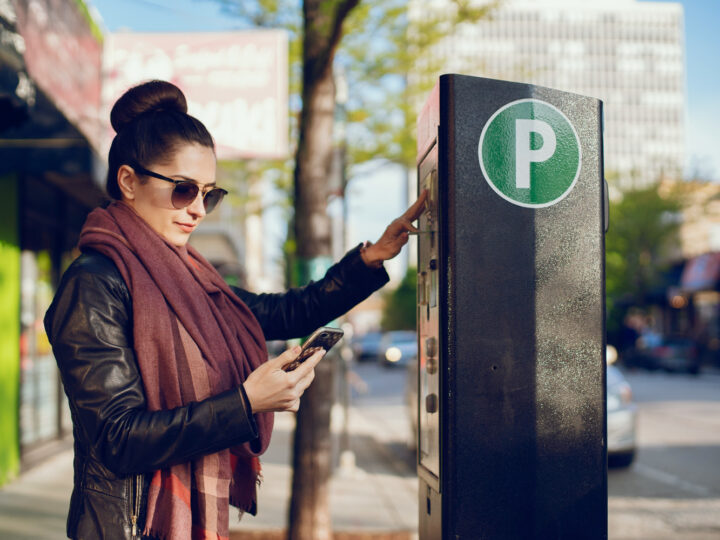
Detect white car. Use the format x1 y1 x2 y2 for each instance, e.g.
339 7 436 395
607 363 638 467
379 330 417 367
406 357 638 468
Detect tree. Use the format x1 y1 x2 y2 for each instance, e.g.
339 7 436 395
605 179 685 339
381 266 417 331
339 0 498 171
205 2 500 538
288 3 360 539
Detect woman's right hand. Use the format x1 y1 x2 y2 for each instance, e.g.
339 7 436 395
242 346 325 414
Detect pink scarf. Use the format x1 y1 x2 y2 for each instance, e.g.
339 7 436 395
79 201 273 540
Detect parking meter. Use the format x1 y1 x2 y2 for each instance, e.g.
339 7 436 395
416 74 607 539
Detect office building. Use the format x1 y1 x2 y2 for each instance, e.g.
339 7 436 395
410 0 686 188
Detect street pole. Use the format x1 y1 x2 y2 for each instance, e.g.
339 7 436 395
333 66 357 475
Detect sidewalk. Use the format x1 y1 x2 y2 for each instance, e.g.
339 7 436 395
0 405 418 540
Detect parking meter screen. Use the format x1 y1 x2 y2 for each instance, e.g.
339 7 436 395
418 155 440 479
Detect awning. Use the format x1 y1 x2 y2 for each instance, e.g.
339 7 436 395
680 252 720 293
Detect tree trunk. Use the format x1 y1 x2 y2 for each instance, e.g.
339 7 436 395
288 2 359 540
293 55 335 261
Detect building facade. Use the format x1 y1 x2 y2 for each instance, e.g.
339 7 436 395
659 180 720 361
0 8 294 485
0 0 105 484
410 0 686 189
102 30 290 293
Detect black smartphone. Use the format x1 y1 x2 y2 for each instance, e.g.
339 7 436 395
283 327 345 372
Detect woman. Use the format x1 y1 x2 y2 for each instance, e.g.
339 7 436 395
44 79 427 540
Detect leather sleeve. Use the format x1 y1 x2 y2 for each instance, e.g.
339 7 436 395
44 254 258 478
232 245 390 341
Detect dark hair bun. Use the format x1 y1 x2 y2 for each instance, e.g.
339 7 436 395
110 80 188 134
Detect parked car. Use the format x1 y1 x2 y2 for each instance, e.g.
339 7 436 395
623 336 700 374
351 331 384 362
606 363 638 467
406 348 638 468
648 337 700 374
379 330 417 367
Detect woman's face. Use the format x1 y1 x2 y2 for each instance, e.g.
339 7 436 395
118 143 217 247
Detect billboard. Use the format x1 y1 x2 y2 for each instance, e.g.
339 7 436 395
13 0 104 150
104 31 289 160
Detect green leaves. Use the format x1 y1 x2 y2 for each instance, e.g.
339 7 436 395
208 0 301 29
338 0 499 169
605 178 685 334
202 0 500 178
381 266 417 330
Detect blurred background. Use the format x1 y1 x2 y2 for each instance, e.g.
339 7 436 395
1 0 719 538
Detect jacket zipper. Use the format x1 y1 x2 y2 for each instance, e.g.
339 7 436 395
131 474 142 539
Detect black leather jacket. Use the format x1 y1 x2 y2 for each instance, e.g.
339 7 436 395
44 245 388 540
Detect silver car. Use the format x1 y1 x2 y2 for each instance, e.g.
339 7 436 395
379 330 417 367
406 360 638 467
607 363 637 467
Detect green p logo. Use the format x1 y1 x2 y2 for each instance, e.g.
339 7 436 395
478 99 581 208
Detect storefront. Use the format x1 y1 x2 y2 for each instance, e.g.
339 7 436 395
674 253 720 365
18 174 99 454
0 0 104 484
0 1 291 486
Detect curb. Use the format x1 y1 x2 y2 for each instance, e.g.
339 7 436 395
230 531 414 540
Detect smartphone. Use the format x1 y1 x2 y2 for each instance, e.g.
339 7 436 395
283 327 345 372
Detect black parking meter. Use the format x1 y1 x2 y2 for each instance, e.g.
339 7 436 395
416 74 607 539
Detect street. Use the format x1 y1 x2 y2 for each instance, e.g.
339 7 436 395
2 358 717 539
609 369 720 539
349 360 720 539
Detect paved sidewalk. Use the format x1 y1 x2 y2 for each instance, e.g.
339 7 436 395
0 405 418 540
0 447 72 539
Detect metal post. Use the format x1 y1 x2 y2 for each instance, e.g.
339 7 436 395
416 74 607 539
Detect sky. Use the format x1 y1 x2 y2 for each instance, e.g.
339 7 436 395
89 0 720 183
653 0 720 181
88 0 720 283
89 0 411 285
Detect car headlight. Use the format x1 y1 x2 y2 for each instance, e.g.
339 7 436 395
385 346 402 363
606 344 618 365
619 383 632 405
607 393 621 411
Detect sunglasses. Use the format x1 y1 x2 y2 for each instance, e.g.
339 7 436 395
129 161 228 214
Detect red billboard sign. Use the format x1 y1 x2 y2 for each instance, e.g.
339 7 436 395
13 0 104 150
104 31 289 160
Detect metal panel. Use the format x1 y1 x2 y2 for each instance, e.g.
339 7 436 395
417 74 606 539
417 145 440 483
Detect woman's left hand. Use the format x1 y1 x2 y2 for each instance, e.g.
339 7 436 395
361 189 429 267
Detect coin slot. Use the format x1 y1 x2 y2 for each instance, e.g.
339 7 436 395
418 272 428 305
430 269 437 308
426 393 438 413
426 336 437 358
